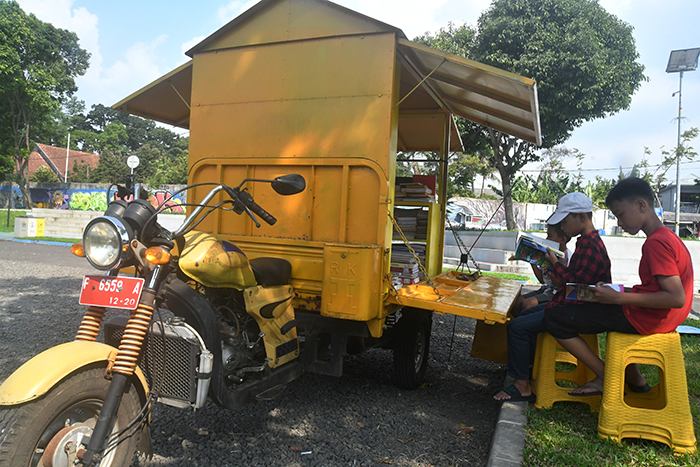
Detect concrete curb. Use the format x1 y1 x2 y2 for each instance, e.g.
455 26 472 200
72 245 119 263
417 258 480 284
11 238 71 246
487 400 529 467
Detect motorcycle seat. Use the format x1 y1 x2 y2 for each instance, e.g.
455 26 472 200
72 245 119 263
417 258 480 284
249 257 292 287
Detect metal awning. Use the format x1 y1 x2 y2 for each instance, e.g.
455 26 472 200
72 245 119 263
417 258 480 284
396 38 542 146
397 112 462 152
113 40 541 146
113 60 192 129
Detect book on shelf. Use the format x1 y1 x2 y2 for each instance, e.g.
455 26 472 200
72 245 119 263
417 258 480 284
565 283 624 301
510 234 564 268
390 262 419 274
394 181 436 202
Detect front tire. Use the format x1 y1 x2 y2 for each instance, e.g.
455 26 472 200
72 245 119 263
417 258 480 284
0 367 142 467
393 309 432 389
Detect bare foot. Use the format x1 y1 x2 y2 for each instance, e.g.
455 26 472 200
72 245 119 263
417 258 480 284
569 376 604 395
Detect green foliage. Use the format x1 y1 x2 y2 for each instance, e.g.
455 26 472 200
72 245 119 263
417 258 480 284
474 0 646 148
448 152 496 198
0 1 90 207
638 127 699 196
30 166 59 183
0 210 25 232
68 161 92 183
419 0 646 228
414 22 476 56
587 176 617 208
89 150 129 184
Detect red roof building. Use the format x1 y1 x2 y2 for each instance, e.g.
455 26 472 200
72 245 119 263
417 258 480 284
28 143 100 182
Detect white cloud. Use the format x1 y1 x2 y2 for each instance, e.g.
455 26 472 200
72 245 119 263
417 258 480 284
217 0 259 25
181 35 207 57
79 35 167 107
18 0 101 74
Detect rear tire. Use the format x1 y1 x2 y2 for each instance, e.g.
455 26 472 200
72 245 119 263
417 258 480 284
0 367 142 467
393 309 432 389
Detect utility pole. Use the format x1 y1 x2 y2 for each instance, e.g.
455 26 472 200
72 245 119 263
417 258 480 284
666 48 700 235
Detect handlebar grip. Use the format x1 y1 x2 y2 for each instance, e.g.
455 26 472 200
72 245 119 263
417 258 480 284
248 200 277 226
227 186 277 226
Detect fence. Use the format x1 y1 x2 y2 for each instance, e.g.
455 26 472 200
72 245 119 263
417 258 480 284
0 183 187 212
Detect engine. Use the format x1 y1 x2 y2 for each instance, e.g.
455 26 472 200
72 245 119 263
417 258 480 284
204 287 268 384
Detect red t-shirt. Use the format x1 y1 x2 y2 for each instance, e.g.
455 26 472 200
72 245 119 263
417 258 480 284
624 227 694 334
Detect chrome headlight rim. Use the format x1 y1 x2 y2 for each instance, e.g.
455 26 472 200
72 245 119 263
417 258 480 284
83 216 132 270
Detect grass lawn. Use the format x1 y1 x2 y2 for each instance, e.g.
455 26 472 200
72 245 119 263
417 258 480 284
524 318 700 466
0 210 26 232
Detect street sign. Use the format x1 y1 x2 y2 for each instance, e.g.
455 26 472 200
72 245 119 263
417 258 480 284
127 155 140 169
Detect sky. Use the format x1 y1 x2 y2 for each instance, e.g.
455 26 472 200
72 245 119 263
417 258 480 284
15 0 700 185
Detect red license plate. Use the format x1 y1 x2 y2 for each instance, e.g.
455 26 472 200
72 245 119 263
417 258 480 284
79 275 145 310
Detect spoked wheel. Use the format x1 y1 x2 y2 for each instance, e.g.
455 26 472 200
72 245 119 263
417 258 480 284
0 367 142 467
393 308 432 389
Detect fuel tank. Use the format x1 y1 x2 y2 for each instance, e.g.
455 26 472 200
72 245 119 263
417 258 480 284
179 231 256 288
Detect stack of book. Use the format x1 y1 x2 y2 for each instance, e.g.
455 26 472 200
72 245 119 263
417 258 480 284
395 182 435 202
415 209 428 240
389 261 421 286
393 208 418 239
390 242 426 286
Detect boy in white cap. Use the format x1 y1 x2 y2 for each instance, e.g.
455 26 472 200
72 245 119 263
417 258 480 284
495 192 613 402
543 178 693 395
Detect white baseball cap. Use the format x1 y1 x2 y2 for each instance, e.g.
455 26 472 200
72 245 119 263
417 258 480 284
547 192 593 225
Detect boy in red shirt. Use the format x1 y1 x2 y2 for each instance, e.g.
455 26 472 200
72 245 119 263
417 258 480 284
544 177 693 395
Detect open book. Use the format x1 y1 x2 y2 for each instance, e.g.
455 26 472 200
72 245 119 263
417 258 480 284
565 283 624 301
510 235 564 268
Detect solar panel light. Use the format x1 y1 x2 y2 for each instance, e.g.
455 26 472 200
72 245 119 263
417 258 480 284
666 48 700 73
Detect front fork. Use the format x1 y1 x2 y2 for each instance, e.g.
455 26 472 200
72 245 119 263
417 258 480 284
81 265 163 467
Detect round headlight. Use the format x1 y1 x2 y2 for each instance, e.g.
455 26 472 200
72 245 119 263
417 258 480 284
83 216 132 270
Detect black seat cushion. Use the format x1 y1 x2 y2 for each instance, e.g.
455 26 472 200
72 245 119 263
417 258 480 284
249 257 292 286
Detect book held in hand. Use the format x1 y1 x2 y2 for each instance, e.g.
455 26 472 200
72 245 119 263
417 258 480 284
565 283 624 301
510 235 564 268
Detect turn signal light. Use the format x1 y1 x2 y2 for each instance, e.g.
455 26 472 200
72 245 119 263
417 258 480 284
145 247 171 265
71 242 85 257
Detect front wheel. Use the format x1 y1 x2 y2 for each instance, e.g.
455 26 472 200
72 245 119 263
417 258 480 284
393 309 432 389
0 367 143 467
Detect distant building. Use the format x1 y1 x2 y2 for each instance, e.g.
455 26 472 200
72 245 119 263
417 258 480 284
28 143 100 182
658 177 700 237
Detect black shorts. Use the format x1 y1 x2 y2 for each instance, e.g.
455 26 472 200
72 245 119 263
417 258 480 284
544 302 639 339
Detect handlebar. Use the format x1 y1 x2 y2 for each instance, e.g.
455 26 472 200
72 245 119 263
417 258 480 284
172 184 277 238
236 190 277 226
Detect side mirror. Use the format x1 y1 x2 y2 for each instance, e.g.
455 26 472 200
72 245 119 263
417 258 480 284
271 174 306 195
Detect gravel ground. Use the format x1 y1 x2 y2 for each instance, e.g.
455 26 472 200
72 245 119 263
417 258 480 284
0 242 505 467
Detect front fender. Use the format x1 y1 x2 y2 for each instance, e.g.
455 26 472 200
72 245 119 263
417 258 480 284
0 341 149 405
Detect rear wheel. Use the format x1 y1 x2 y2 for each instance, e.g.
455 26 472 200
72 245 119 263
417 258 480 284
0 367 142 467
393 309 432 389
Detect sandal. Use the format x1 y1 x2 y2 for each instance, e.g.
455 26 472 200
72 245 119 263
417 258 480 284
499 384 537 402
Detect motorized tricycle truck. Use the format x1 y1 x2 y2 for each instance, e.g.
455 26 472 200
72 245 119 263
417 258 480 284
0 1 541 465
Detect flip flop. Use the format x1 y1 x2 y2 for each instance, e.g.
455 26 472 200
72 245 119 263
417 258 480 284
627 382 650 393
499 384 537 402
569 380 604 396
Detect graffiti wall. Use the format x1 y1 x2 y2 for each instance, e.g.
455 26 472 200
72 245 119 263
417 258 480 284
0 183 187 212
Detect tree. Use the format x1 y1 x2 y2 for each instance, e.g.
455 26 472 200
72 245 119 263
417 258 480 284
0 1 90 207
90 150 129 184
31 165 59 183
638 127 698 195
420 0 646 228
